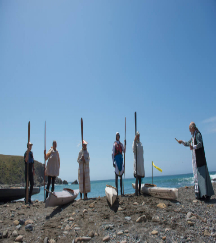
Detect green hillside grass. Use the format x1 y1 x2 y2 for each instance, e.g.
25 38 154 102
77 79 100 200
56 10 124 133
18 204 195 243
0 154 63 185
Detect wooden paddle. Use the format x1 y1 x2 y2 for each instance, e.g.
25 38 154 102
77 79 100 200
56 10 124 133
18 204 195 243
81 118 86 200
44 121 46 201
26 121 30 204
123 117 126 195
175 138 179 142
135 112 138 196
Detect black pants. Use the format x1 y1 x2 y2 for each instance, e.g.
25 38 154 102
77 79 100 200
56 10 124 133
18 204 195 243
134 174 142 194
46 176 56 198
115 174 123 196
25 164 34 202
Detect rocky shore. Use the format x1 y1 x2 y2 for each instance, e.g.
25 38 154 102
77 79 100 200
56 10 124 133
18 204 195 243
0 183 216 243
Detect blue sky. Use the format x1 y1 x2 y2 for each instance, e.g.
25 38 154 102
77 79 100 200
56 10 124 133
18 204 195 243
0 0 216 182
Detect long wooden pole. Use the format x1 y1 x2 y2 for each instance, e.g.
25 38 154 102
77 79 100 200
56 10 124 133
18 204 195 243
44 121 46 201
81 118 86 199
152 161 153 184
123 117 126 195
26 121 30 203
135 112 138 196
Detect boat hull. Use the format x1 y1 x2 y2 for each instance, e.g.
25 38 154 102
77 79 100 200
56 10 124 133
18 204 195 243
0 187 40 202
45 188 79 208
132 183 178 200
105 186 117 206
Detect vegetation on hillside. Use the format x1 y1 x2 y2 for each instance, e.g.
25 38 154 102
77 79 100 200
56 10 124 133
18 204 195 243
0 154 64 185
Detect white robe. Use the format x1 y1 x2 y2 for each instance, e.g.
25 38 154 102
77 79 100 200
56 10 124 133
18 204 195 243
132 140 145 177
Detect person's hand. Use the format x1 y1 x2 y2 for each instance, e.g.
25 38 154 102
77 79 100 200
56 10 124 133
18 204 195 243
44 150 46 158
178 140 183 144
190 145 193 150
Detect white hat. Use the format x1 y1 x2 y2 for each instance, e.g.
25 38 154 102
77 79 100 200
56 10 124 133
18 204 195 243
83 140 88 145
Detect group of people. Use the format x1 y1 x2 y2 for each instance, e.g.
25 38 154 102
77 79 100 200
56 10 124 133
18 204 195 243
24 121 214 204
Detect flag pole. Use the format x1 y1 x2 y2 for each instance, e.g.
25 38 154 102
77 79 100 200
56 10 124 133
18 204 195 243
152 161 153 184
135 112 138 196
44 121 46 202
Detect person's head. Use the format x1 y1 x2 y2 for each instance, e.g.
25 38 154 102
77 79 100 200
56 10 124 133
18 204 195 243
27 142 33 150
116 132 120 141
82 140 88 150
135 131 140 141
189 122 197 135
53 140 57 150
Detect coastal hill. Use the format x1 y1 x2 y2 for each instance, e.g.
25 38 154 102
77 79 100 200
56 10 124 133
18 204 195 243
0 154 64 186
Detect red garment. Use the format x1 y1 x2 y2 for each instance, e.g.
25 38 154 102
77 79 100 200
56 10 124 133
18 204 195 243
114 142 123 157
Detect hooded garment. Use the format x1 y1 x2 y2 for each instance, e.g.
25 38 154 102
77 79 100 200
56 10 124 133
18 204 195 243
132 140 145 178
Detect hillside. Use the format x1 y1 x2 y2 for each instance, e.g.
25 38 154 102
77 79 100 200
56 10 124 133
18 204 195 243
0 154 63 186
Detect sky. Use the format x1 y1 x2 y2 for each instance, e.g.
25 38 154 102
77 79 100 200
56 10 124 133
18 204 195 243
0 0 216 182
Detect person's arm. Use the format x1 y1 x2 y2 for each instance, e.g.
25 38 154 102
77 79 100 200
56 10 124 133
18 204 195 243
77 151 82 163
44 148 52 160
58 152 60 168
132 141 135 153
24 151 29 163
112 143 115 167
178 138 192 146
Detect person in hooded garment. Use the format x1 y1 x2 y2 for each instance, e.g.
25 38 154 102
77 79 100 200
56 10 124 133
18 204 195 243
44 140 60 199
77 140 91 199
178 122 214 200
112 132 126 196
132 131 145 195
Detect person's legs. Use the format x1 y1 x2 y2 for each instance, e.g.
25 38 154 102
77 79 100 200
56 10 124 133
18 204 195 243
29 171 34 202
51 177 56 192
138 177 141 195
46 176 51 199
24 165 27 203
115 174 118 196
120 175 122 195
80 193 82 199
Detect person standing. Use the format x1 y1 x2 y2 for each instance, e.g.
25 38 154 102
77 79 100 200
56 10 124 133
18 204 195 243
44 140 60 199
178 122 214 200
132 131 145 195
112 132 125 196
24 142 35 204
77 140 91 199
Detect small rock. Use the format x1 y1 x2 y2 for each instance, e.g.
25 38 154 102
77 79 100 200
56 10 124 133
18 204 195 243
83 209 88 213
44 237 49 243
10 213 15 217
187 221 194 226
142 202 145 206
15 235 23 242
89 231 94 237
14 220 20 225
162 236 166 240
3 230 8 238
125 217 131 221
204 230 211 236
74 227 80 231
117 231 123 235
152 216 160 222
16 225 22 230
186 212 192 219
193 200 198 203
25 219 33 225
133 202 138 205
125 230 129 233
63 231 68 234
94 232 98 236
89 203 95 208
49 240 56 243
103 235 110 242
118 207 124 211
151 230 158 235
136 215 147 223
12 230 18 237
69 217 74 221
120 241 127 243
65 225 70 230
19 219 25 225
165 228 170 232
157 203 166 209
25 224 33 231
203 218 207 223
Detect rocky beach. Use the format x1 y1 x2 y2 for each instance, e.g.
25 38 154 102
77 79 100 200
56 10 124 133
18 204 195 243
0 183 216 243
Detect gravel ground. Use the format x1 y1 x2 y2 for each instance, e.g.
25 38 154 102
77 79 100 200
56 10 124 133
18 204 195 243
0 183 216 243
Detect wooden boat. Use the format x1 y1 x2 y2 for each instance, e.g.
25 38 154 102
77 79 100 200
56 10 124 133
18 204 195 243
132 183 178 200
45 188 79 208
105 185 117 206
0 187 40 202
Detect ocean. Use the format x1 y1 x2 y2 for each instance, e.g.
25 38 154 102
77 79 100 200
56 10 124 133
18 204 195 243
32 171 216 201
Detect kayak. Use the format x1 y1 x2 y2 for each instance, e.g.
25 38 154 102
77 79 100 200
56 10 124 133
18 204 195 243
105 185 117 206
0 187 40 202
132 183 178 200
45 188 79 208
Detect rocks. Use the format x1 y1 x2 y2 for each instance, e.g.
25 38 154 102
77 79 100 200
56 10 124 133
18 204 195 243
118 207 124 211
83 209 88 213
152 215 160 222
193 200 198 203
49 240 56 243
75 237 92 242
204 230 211 236
186 212 192 219
89 231 94 237
15 235 23 242
133 202 138 205
69 217 74 221
117 231 124 235
125 230 129 233
14 219 20 225
125 217 131 221
187 221 194 226
157 203 166 209
165 228 170 232
12 230 18 237
25 224 33 231
44 237 49 243
151 230 158 235
72 180 78 184
16 225 22 230
25 219 33 225
19 219 25 225
74 227 81 231
65 224 70 230
162 236 166 240
89 203 95 208
3 230 8 238
103 235 110 242
104 224 114 230
136 215 147 223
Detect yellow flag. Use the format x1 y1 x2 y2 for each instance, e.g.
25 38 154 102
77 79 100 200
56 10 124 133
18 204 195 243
152 161 162 172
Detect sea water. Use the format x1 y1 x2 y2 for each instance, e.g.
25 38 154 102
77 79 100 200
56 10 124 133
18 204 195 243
31 171 216 201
